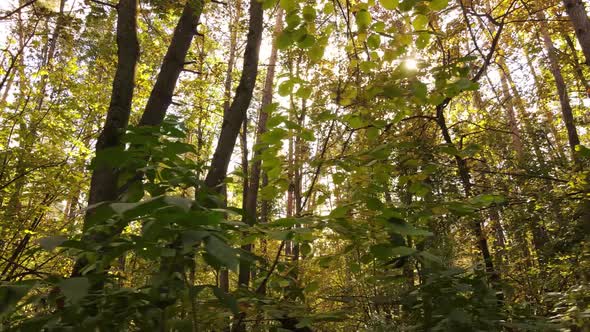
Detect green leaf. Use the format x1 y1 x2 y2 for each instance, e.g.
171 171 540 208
261 128 288 145
163 196 192 212
59 277 90 304
277 31 294 49
286 12 301 28
430 0 448 11
330 205 350 218
412 14 428 30
302 5 316 21
279 0 297 12
379 0 399 10
0 284 33 315
411 80 428 102
297 34 316 49
416 32 431 49
370 244 392 260
38 235 67 251
308 44 325 62
278 80 294 96
213 287 239 314
263 0 279 10
300 243 312 256
300 129 315 141
355 10 371 29
386 222 433 236
390 246 417 256
367 34 381 50
205 236 239 271
295 85 313 99
454 78 479 91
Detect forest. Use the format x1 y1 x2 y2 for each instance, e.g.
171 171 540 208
0 0 588 330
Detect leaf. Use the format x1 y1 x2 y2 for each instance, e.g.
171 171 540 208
430 0 448 11
279 0 297 12
379 0 399 10
278 80 294 96
297 34 316 49
416 32 431 49
277 31 294 49
59 277 90 304
330 206 350 218
261 128 288 145
454 78 479 91
110 201 141 215
411 80 428 102
163 196 192 212
213 287 239 314
300 129 315 141
367 34 381 50
286 12 301 27
355 10 371 29
302 5 316 21
412 14 428 30
300 243 312 256
295 85 313 99
0 284 34 315
205 236 239 272
390 246 417 256
38 235 67 251
386 222 433 236
308 44 325 62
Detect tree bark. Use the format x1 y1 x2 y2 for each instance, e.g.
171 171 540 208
538 13 581 157
139 0 203 126
71 0 140 277
85 0 140 214
521 36 567 163
563 0 590 66
218 0 241 299
205 0 264 191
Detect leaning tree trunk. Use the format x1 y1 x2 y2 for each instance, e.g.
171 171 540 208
73 0 203 277
198 1 263 330
538 13 581 158
218 0 241 299
204 0 264 192
563 0 590 66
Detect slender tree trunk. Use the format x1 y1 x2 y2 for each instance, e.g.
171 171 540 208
139 1 203 126
499 73 524 161
564 34 590 96
435 104 501 293
204 0 264 191
71 0 140 277
83 0 140 215
538 14 581 158
218 0 241 298
563 0 590 66
236 5 282 294
521 37 566 162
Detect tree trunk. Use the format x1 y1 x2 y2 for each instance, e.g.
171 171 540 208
521 36 567 163
563 0 590 66
84 0 140 215
218 0 241 299
538 13 581 158
499 73 524 161
204 0 264 191
70 0 140 277
564 34 590 96
435 103 501 293
139 1 203 126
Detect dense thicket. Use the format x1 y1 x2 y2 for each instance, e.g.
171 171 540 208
0 0 588 331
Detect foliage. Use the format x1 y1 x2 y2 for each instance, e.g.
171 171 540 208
0 0 589 331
